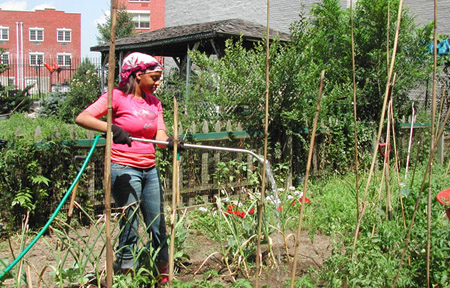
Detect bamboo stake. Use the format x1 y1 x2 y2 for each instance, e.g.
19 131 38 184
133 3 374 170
290 70 325 288
384 99 392 221
104 1 118 286
371 169 386 237
350 0 360 223
389 101 406 227
427 0 438 285
436 89 446 131
352 0 404 253
404 103 416 180
255 0 270 286
169 98 179 286
387 0 390 75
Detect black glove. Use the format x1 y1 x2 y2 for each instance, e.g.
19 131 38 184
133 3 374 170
167 136 185 152
112 124 132 146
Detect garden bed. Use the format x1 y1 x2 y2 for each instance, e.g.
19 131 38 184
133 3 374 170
0 224 332 287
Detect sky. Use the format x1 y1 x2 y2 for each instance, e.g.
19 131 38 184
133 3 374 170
0 0 111 58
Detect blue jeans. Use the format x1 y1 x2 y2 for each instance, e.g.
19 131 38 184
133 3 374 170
111 163 168 270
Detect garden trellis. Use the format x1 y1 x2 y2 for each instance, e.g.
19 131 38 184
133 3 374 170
1 0 449 287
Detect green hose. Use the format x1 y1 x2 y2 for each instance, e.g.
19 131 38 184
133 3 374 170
0 135 101 280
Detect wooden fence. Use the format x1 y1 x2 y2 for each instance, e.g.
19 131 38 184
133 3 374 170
30 118 448 211
40 120 263 209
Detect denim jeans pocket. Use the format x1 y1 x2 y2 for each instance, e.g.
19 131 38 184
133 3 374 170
111 162 128 171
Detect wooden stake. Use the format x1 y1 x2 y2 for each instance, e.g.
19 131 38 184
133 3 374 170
427 0 438 285
290 70 325 288
104 1 118 287
388 101 406 227
350 0 360 224
169 98 179 286
352 0 404 253
255 1 270 286
384 99 392 221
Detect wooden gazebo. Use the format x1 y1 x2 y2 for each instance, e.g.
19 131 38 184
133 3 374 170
90 18 290 89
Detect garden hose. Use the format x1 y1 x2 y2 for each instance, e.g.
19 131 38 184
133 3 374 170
0 135 101 280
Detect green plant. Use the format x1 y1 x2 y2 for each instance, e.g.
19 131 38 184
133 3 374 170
0 113 98 228
58 59 102 123
315 164 450 287
96 4 135 44
38 91 67 118
0 85 34 115
190 190 275 279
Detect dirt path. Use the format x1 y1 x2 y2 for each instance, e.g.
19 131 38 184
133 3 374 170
1 225 332 287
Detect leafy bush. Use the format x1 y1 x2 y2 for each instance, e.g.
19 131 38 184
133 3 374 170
58 59 102 123
38 91 67 117
0 113 100 229
0 85 34 115
184 0 433 178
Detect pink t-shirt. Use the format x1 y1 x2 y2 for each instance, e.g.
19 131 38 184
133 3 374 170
84 88 166 169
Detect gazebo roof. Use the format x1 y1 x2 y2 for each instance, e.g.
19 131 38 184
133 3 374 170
90 18 291 58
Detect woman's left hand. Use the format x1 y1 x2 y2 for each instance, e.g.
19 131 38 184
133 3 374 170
167 136 185 152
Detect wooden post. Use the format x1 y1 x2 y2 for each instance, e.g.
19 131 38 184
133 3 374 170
104 1 118 286
437 130 444 165
290 71 325 288
169 98 179 285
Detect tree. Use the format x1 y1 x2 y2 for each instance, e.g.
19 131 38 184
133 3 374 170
183 0 433 177
96 5 135 44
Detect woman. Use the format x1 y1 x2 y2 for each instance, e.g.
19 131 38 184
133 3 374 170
76 52 178 284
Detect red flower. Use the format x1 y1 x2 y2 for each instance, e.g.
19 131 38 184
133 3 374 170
299 197 310 203
277 206 283 211
291 200 297 206
226 204 235 214
248 208 255 215
238 211 246 218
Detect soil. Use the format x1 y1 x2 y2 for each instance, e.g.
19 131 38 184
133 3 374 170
0 223 332 287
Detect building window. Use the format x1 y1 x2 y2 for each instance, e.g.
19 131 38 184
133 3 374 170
57 29 71 42
0 77 14 86
57 53 71 67
29 28 44 41
29 53 44 66
0 52 9 65
0 26 9 41
131 11 150 29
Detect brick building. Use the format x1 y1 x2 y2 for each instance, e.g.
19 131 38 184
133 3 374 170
118 0 165 33
0 8 81 94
